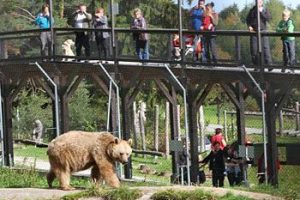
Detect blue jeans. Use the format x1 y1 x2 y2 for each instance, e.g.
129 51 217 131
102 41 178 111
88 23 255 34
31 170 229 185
282 40 296 66
135 40 149 60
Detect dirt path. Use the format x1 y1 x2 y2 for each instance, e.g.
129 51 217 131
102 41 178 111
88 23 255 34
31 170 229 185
0 186 283 200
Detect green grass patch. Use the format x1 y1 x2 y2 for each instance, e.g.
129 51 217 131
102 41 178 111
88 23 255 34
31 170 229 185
131 155 172 185
0 167 91 188
245 165 300 199
61 186 141 200
14 144 48 160
151 189 253 200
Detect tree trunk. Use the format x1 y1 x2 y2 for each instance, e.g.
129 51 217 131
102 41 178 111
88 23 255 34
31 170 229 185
59 0 64 19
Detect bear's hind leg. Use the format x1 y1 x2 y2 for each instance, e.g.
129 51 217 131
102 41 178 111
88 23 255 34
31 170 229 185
47 168 56 188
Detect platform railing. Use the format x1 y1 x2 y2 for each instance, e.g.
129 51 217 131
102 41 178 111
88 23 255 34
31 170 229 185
0 28 299 71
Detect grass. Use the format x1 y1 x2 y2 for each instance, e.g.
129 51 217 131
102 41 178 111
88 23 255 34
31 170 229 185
245 165 300 199
204 105 298 130
151 189 254 200
0 167 90 188
61 186 141 200
14 144 48 160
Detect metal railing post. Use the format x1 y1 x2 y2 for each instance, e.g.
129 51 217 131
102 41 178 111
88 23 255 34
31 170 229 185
33 62 60 137
240 65 268 184
97 63 121 139
164 64 190 185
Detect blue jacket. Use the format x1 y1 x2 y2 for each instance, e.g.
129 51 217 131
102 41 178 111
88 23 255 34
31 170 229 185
190 7 204 31
35 13 51 29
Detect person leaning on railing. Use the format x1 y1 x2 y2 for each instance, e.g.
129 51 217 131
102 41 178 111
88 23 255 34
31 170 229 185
35 4 53 59
246 0 273 69
130 8 149 61
276 9 296 73
72 4 92 59
93 8 110 60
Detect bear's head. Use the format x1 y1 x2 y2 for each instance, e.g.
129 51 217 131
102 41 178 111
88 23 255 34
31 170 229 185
108 138 132 164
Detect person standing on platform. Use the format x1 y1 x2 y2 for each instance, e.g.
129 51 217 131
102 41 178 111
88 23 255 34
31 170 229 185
189 0 205 61
35 4 53 59
201 2 218 64
276 9 296 72
72 4 92 59
131 8 149 61
246 0 272 69
93 8 110 60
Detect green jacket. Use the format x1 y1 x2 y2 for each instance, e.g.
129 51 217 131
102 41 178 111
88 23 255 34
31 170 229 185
276 18 295 41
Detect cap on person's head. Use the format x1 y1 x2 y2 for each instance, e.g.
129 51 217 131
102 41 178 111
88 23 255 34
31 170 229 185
215 128 222 134
198 0 205 3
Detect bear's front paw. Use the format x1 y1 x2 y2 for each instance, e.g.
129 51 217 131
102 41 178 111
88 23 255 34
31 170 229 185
61 186 76 191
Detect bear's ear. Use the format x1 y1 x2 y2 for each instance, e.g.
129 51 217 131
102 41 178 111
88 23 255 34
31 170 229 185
128 139 133 146
114 138 120 144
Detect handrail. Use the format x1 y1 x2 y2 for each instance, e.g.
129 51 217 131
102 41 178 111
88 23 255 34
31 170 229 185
163 63 190 186
240 65 268 185
2 27 300 38
32 62 60 138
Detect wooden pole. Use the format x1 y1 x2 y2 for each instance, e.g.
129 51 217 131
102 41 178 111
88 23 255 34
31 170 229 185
132 101 138 151
165 101 170 159
177 105 181 139
198 105 205 152
154 105 159 160
296 102 299 131
139 101 146 158
278 110 284 136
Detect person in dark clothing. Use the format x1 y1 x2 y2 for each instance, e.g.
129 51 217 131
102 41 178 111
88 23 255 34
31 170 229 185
224 145 242 186
246 0 272 67
200 141 225 187
93 8 110 60
72 4 92 58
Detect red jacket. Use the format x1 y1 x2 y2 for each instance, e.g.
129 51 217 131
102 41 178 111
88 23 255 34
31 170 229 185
211 133 226 150
201 16 214 31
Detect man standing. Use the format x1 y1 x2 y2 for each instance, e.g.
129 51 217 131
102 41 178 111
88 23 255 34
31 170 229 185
35 4 52 58
246 0 272 67
73 4 92 59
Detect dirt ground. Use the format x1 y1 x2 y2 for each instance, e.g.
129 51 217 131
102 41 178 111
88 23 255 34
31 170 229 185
0 186 284 200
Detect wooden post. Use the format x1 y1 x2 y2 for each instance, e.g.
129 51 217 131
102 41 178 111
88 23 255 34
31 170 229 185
296 102 299 131
132 101 138 150
165 101 170 159
154 105 159 160
170 87 180 183
2 83 14 166
278 110 284 136
236 82 246 145
266 88 279 186
177 105 181 139
198 105 205 152
139 101 146 157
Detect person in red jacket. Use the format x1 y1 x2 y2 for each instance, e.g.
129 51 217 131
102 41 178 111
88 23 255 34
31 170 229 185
211 128 226 150
200 2 218 64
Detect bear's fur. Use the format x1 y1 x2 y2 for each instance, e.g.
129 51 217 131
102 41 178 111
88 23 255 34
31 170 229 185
47 131 132 190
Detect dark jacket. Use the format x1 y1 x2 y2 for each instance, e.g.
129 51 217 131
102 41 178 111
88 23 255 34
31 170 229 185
131 16 149 41
203 149 225 172
93 15 110 39
246 6 271 31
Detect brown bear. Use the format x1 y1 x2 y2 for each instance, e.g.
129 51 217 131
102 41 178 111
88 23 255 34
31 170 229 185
46 131 132 190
